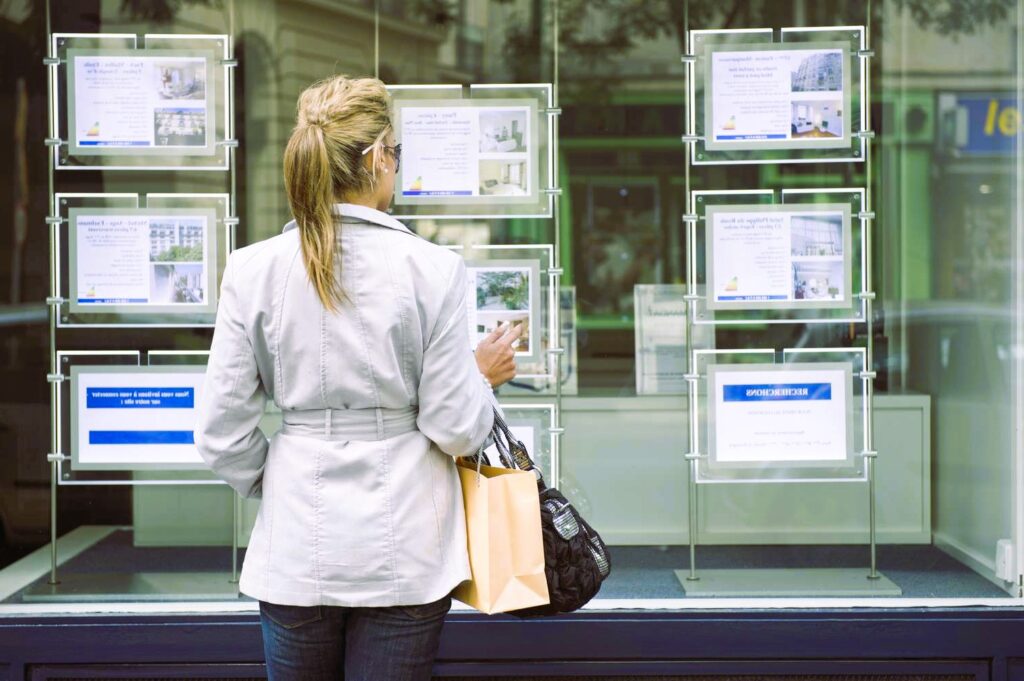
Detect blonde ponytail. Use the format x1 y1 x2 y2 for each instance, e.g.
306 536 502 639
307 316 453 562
283 76 393 312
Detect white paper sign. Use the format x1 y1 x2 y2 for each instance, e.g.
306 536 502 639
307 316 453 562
706 204 851 310
707 44 849 151
69 50 213 155
71 367 206 469
69 209 216 315
398 104 532 202
708 364 851 465
634 285 714 395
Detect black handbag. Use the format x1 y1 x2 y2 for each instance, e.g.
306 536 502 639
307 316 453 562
476 408 612 617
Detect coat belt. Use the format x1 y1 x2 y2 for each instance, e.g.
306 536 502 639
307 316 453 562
280 406 418 441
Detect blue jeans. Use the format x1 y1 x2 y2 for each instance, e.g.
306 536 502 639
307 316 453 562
259 595 452 681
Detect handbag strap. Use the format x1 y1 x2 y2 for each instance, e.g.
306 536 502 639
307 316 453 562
490 408 545 483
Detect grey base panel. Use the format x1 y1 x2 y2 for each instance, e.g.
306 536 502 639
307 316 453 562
22 572 243 602
676 568 903 597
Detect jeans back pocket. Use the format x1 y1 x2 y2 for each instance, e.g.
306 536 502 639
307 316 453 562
259 601 323 630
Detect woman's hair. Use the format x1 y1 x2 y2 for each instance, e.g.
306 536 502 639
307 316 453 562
283 76 392 311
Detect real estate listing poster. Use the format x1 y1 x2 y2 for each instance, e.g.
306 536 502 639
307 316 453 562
464 258 541 363
68 207 218 317
67 48 216 156
707 362 854 468
71 365 207 470
705 203 852 311
705 42 851 151
395 98 538 206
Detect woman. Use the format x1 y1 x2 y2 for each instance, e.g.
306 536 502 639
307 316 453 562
195 76 521 680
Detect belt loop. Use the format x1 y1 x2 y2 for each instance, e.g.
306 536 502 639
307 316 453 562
324 408 332 437
375 408 384 440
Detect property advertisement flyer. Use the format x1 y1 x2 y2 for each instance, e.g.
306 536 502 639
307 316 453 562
706 43 849 151
706 203 851 310
397 102 533 203
69 209 217 316
708 363 852 466
464 259 539 360
68 49 214 155
71 366 206 469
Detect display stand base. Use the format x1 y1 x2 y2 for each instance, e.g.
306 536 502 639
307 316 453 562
675 568 902 597
22 572 241 602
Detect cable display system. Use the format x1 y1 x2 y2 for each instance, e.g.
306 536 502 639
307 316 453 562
40 3 566 598
43 24 239 593
679 20 899 596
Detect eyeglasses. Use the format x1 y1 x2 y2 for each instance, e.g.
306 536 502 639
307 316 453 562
361 142 401 173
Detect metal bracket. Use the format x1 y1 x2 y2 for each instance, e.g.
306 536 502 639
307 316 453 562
684 452 703 461
549 427 566 435
546 347 566 356
45 216 64 225
860 450 879 459
549 267 564 276
44 138 63 147
46 373 65 384
680 54 696 64
681 213 698 224
855 130 876 140
858 291 877 301
680 134 702 144
45 296 65 306
684 373 701 381
542 187 563 196
46 453 68 463
223 217 240 226
43 57 61 66
857 211 876 220
858 49 875 58
859 370 878 380
220 58 238 67
683 294 701 302
544 107 562 116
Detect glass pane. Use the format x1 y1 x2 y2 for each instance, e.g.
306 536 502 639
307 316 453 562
3 0 1021 613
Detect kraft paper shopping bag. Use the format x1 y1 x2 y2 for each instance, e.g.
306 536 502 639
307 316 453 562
453 458 550 615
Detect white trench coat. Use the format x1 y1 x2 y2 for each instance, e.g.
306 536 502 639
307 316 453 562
194 203 495 607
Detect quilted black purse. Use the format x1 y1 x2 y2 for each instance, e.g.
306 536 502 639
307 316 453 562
477 408 612 617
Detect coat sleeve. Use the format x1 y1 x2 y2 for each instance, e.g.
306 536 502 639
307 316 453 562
416 257 496 457
194 253 269 498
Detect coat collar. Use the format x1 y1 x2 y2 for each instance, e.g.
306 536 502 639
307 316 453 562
282 203 416 237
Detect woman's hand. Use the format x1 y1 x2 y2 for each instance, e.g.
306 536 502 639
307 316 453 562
474 323 523 388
